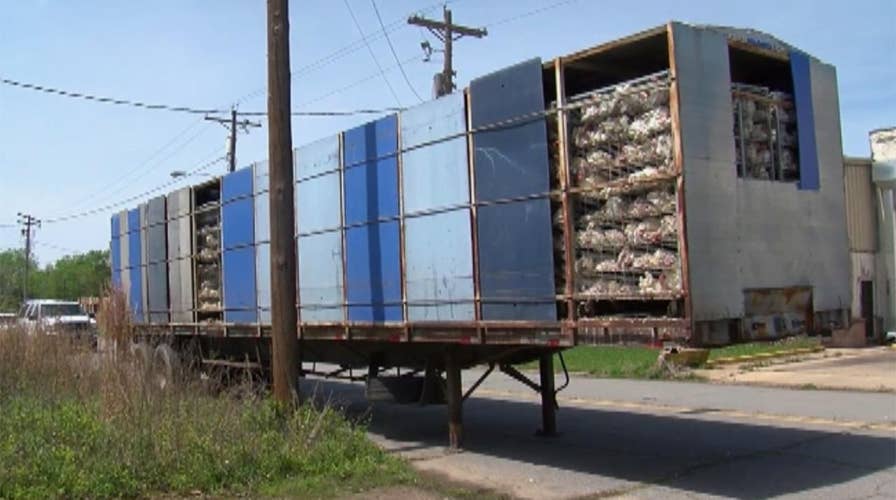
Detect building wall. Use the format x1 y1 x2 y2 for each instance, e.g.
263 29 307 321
676 23 851 324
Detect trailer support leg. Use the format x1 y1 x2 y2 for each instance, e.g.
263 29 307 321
445 349 463 449
538 353 557 437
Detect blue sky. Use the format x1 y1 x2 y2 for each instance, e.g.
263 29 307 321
1 0 894 263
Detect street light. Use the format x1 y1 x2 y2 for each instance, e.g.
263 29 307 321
170 170 214 179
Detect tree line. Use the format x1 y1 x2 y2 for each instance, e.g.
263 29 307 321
0 248 109 312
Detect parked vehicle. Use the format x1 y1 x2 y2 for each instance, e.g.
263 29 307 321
17 299 97 342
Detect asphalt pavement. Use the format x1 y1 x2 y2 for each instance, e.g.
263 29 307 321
301 366 896 499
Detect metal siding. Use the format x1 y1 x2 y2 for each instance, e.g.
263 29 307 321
256 242 271 324
296 135 342 234
844 161 877 252
345 221 402 322
343 115 399 226
146 196 168 323
110 238 122 288
477 200 556 320
140 204 149 323
791 51 821 191
400 93 469 213
674 23 743 321
470 58 556 320
297 173 342 234
166 188 193 322
120 210 130 299
222 166 254 203
298 230 344 322
254 164 270 244
405 210 475 321
223 246 257 324
222 198 255 249
127 208 144 323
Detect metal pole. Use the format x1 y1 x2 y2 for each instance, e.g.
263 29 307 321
267 0 300 405
445 348 463 449
229 108 237 173
441 6 453 97
538 352 557 436
23 219 31 302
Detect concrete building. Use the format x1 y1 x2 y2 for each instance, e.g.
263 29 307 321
844 156 883 341
870 128 896 336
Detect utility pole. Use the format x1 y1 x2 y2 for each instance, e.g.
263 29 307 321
266 0 301 404
205 109 261 173
16 213 40 302
409 5 487 97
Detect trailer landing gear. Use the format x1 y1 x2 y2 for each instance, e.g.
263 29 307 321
445 349 463 450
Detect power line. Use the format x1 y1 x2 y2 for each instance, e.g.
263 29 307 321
0 76 225 115
486 0 580 28
236 106 405 117
371 0 424 102
343 0 403 107
41 154 225 224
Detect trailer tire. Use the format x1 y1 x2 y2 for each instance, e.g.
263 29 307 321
153 344 181 391
129 342 152 382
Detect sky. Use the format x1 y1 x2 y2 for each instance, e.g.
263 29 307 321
1 0 894 264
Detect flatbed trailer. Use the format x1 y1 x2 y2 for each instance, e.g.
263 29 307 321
109 22 850 446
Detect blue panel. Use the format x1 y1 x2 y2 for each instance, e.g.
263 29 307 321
405 210 475 321
222 166 254 203
790 51 820 191
298 230 344 322
127 225 144 322
127 208 140 235
112 269 122 288
223 246 257 324
343 115 399 226
222 198 255 249
470 59 556 321
345 221 402 322
110 235 122 288
470 58 550 202
477 200 556 320
401 93 470 214
111 215 120 241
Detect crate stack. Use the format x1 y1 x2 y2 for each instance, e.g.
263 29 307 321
732 84 799 181
194 194 222 319
562 73 683 313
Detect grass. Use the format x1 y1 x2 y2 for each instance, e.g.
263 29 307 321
707 336 821 361
530 335 822 380
0 323 411 499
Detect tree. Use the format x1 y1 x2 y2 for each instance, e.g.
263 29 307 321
0 248 109 312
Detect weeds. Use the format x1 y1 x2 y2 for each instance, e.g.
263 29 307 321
0 327 407 499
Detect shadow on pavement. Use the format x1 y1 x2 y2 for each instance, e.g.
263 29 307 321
301 377 896 499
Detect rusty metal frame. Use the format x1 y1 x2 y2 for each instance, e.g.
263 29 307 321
396 111 411 342
666 22 694 336
464 88 484 343
553 58 577 336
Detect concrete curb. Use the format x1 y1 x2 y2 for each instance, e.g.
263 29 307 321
705 345 824 367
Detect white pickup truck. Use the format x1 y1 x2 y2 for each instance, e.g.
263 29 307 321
17 299 97 343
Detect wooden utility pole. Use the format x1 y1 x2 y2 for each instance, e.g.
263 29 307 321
266 0 300 404
409 5 487 98
204 109 261 173
16 213 39 302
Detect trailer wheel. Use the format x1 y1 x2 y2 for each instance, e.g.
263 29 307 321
152 344 181 391
129 342 152 381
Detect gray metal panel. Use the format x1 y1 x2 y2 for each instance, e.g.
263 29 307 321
166 188 193 323
405 210 475 321
297 173 341 234
400 92 469 214
298 230 344 322
296 135 341 234
119 210 130 294
807 60 850 311
256 242 271 324
146 196 168 323
674 23 743 321
139 203 149 321
254 162 270 244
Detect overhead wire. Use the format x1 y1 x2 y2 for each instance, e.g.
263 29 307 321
486 0 580 28
0 76 225 115
371 0 425 102
342 0 403 107
41 153 226 224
